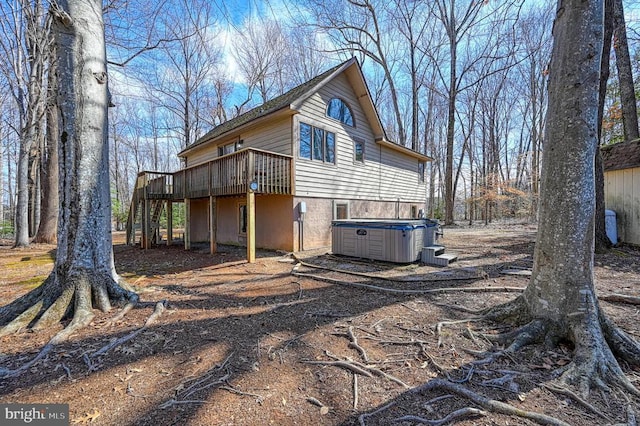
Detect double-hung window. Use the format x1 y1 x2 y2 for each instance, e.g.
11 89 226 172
300 122 335 164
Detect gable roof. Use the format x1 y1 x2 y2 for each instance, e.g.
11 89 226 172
179 58 430 162
601 139 640 172
181 61 348 156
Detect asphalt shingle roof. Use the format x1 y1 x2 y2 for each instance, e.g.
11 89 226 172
601 139 640 171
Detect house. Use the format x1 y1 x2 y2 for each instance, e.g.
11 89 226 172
602 139 640 245
126 58 431 260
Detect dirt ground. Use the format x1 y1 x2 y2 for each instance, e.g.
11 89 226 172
1 223 639 425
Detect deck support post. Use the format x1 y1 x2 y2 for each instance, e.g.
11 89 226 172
184 198 191 250
247 190 255 263
142 197 151 249
209 196 217 254
166 200 173 246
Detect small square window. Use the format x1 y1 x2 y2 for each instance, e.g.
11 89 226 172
333 201 349 220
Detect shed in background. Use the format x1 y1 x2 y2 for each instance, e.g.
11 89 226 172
601 139 640 245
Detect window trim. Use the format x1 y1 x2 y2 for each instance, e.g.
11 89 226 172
418 162 425 182
298 121 336 165
333 200 350 220
218 140 240 157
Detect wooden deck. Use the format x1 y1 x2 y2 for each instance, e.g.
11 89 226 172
126 148 293 248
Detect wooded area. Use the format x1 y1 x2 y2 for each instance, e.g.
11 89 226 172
1 1 640 424
0 0 637 240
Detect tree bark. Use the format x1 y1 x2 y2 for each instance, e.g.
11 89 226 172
52 0 136 313
0 0 137 334
34 59 59 244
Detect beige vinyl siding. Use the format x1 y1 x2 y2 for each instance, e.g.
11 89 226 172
185 116 292 167
605 167 640 245
294 73 426 203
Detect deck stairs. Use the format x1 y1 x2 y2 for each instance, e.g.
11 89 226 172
125 194 165 246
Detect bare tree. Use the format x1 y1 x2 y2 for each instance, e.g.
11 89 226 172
33 40 58 244
0 0 51 247
514 4 553 218
429 0 523 225
0 91 6 231
300 0 407 145
389 0 430 150
0 0 137 342
150 0 222 149
612 0 639 142
232 16 289 106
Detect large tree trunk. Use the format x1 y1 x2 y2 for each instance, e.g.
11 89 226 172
0 0 137 336
15 127 33 247
485 0 640 397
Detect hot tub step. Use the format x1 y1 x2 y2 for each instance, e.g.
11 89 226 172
433 252 458 266
421 245 445 264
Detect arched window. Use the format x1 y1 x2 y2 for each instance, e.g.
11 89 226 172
326 98 354 126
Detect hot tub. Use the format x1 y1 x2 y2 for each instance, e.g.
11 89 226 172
331 219 438 263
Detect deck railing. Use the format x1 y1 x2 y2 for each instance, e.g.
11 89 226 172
138 148 293 200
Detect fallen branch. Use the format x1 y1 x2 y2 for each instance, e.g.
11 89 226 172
599 294 640 305
348 326 369 363
353 374 359 410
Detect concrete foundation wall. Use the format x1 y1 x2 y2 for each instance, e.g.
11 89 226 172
215 195 295 251
293 197 425 251
189 195 424 252
189 198 210 242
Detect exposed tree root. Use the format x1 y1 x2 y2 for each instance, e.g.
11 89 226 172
304 351 410 388
542 383 611 421
293 257 488 283
292 267 524 295
0 271 140 378
90 300 166 358
439 293 640 405
412 379 571 426
559 308 640 398
0 344 54 378
393 407 487 425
